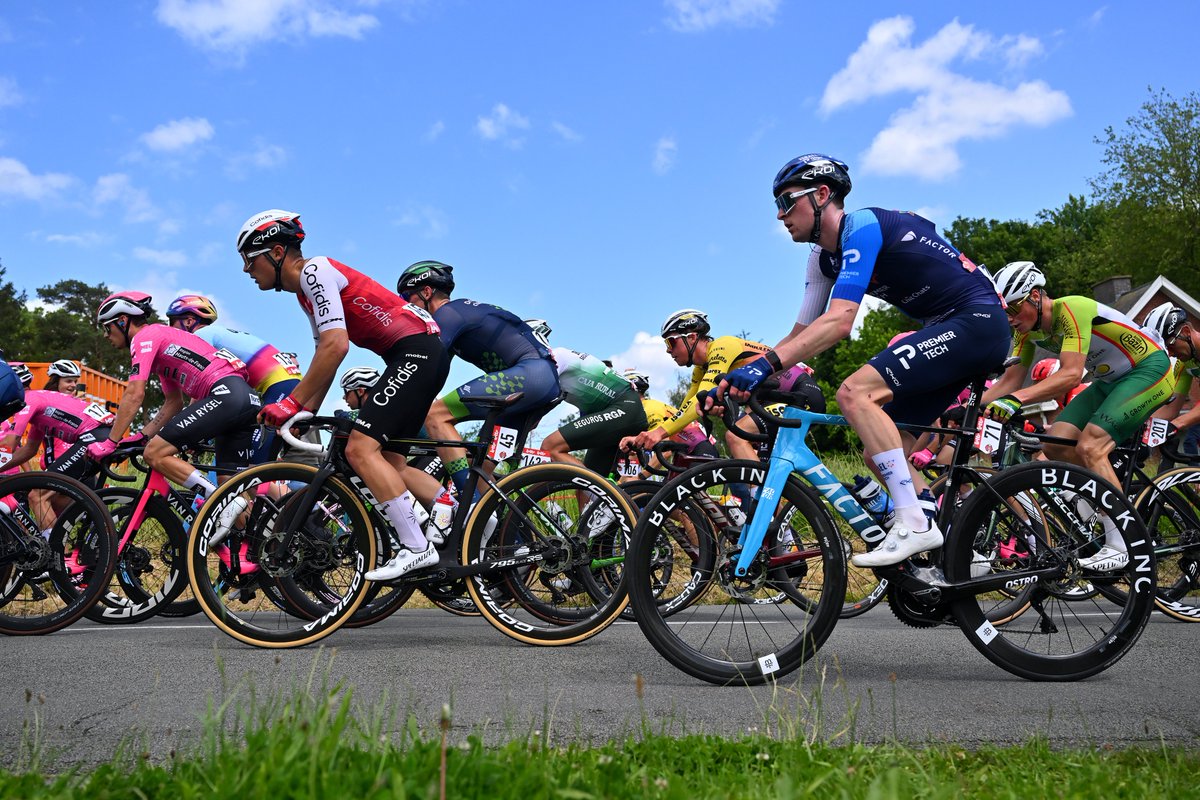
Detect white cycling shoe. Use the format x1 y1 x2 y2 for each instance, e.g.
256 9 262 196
1077 545 1128 572
365 542 439 581
851 523 944 568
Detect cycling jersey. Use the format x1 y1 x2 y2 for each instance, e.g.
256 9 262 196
642 398 712 452
298 257 438 354
6 390 114 445
434 299 551 370
128 323 248 399
1012 296 1166 383
193 324 302 394
551 348 637 413
1168 357 1200 398
798 209 998 325
663 335 769 436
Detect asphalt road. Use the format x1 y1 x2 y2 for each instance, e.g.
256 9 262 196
3 608 1197 768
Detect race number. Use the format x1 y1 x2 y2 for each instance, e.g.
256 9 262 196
520 447 552 468
83 402 114 423
1142 418 1172 448
973 417 1004 456
617 453 641 478
487 426 520 461
213 348 248 371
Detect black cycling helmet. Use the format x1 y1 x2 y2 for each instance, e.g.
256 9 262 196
397 260 455 296
772 154 851 244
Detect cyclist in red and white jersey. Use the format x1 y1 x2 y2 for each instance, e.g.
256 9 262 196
238 209 451 579
87 292 262 499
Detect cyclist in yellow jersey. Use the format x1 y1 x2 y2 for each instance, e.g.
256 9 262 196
622 309 767 463
623 368 718 477
983 262 1173 570
1143 303 1200 446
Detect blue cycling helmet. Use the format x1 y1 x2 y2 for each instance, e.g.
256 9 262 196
772 154 852 199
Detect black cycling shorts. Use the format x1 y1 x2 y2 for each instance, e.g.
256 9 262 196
46 426 110 483
559 391 648 475
353 333 450 448
158 376 262 470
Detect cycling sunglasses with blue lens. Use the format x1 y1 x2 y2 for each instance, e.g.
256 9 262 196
774 186 819 215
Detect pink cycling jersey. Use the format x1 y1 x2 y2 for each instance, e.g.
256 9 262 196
6 389 115 444
297 257 438 355
129 323 248 399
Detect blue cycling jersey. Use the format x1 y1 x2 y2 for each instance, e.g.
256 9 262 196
829 208 1000 323
433 299 551 370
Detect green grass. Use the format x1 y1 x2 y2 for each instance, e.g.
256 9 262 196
4 655 1197 800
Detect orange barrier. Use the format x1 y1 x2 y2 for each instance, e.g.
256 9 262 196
19 362 127 412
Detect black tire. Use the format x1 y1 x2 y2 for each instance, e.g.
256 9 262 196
462 462 637 645
1133 467 1200 621
186 463 376 647
85 488 188 625
0 472 118 635
627 460 846 686
945 461 1155 681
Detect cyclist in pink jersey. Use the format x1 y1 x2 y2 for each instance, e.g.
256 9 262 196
86 292 262 498
238 209 451 579
4 389 116 482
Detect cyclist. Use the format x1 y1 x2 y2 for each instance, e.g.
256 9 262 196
1144 303 1200 449
43 359 81 395
983 262 1173 570
533 321 648 476
708 153 1011 568
2 385 116 485
165 293 303 462
238 210 450 580
623 367 718 476
87 291 262 500
397 261 560 497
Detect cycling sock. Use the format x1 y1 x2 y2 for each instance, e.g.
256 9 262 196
446 458 471 496
380 495 427 551
872 448 925 531
402 490 430 525
183 469 217 497
1060 489 1125 550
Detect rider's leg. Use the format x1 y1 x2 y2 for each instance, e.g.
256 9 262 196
345 431 427 550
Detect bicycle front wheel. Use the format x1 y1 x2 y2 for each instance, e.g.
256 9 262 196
945 461 1155 681
0 472 118 635
462 462 638 645
1134 467 1200 621
627 460 846 686
186 463 377 647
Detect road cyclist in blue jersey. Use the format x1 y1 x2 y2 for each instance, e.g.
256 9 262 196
396 261 562 500
706 153 1011 567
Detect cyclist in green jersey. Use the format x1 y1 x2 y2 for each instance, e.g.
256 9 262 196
1143 303 1200 446
983 262 1174 570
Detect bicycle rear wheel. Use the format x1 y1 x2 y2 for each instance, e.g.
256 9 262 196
186 463 376 647
945 461 1155 681
627 460 845 686
462 462 637 645
1133 467 1200 621
0 472 118 635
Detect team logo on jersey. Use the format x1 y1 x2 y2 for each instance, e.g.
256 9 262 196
212 384 230 396
901 231 916 242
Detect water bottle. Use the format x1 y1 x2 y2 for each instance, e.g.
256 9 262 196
425 491 455 545
851 475 894 520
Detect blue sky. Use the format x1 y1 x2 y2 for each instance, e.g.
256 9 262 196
1 1 1196 439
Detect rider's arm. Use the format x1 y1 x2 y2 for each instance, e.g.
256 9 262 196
772 299 858 369
290 327 348 411
106 378 148 440
1170 377 1200 431
5 427 45 471
141 386 185 439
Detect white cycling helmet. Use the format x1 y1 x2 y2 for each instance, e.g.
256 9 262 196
47 359 82 378
96 291 153 326
992 261 1046 307
661 308 710 338
9 362 32 387
622 368 650 395
1144 302 1188 344
524 318 551 347
339 367 380 392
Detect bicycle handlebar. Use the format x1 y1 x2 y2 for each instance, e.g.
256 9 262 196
277 411 326 454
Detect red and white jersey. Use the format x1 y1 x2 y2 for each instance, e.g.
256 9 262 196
5 389 115 445
129 323 248 400
297 257 438 355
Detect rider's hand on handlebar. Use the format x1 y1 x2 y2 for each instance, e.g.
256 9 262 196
984 394 1023 423
626 427 665 452
119 432 147 448
259 394 310 428
85 438 118 462
909 448 935 469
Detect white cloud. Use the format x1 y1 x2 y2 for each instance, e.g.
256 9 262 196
155 0 379 55
664 0 778 33
1088 7 1107 28
395 204 448 239
224 141 288 177
140 117 215 151
0 157 74 201
475 103 530 146
551 121 582 142
133 246 188 267
93 173 158 223
45 231 108 248
653 136 677 175
821 17 1071 181
0 76 22 108
607 331 688 401
425 120 445 142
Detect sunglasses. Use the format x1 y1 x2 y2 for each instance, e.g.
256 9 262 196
1005 295 1029 317
774 187 819 216
241 248 270 267
664 335 686 351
